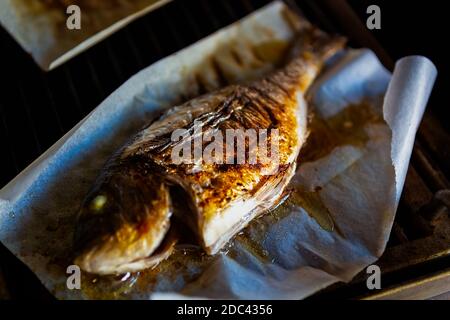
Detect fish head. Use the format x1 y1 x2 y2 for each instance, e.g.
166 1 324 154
73 166 172 275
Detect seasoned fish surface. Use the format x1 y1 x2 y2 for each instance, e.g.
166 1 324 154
74 29 345 275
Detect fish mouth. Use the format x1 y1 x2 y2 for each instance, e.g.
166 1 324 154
74 225 177 275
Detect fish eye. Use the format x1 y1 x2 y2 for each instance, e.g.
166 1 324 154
90 195 107 212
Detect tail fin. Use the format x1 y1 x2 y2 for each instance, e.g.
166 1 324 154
286 27 346 63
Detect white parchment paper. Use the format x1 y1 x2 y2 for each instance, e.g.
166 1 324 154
0 2 437 299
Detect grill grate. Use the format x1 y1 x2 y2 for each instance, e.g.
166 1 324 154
0 0 448 299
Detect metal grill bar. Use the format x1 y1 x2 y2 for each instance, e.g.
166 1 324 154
40 74 65 135
142 22 164 58
124 29 145 68
85 54 106 99
0 102 19 173
179 1 203 39
105 40 125 83
63 68 85 116
220 0 240 20
412 142 450 191
199 0 221 30
419 115 450 177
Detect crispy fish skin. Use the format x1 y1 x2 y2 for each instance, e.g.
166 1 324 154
73 29 345 274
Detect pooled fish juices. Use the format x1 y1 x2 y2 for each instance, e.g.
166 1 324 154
73 28 345 275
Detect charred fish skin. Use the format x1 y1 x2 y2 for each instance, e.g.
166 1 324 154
73 28 345 274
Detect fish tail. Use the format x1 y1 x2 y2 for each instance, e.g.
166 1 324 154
287 27 346 64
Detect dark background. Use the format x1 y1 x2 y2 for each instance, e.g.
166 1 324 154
348 0 449 131
0 0 448 300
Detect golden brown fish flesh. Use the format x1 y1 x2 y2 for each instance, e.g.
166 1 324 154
73 28 345 275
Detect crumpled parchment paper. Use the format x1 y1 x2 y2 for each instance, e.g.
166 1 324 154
0 2 437 299
0 0 171 70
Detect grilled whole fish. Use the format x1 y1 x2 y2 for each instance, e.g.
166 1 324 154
73 29 345 275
